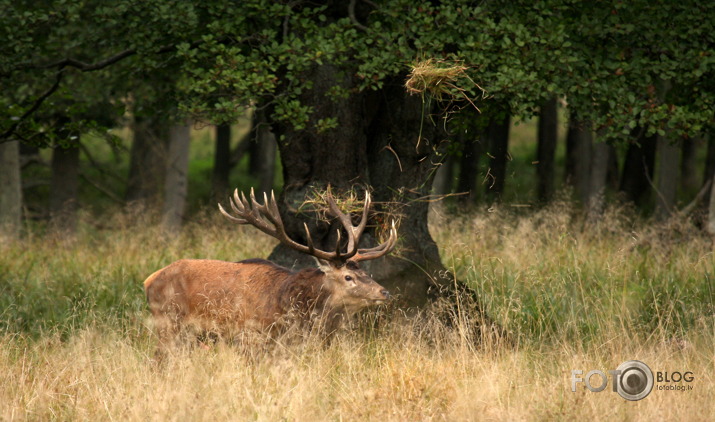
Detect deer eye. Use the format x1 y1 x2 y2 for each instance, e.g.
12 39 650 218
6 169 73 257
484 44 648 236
344 275 353 282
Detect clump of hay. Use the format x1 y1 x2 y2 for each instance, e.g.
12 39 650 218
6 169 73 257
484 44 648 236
298 185 404 244
405 59 484 110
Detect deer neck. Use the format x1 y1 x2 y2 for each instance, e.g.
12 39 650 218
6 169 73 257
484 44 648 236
279 268 331 315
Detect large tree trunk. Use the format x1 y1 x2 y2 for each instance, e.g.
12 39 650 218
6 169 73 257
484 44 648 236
536 97 558 203
49 139 80 233
212 124 232 200
0 140 22 239
619 129 656 208
161 122 191 232
366 82 450 307
268 67 475 309
484 114 511 202
654 135 679 220
126 116 168 207
269 64 372 270
565 116 592 204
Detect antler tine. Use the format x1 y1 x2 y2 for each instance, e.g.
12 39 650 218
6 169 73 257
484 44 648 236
325 191 361 258
303 222 316 254
239 190 251 212
261 191 274 221
351 220 398 262
352 191 371 248
249 187 265 213
263 190 283 230
334 229 343 259
230 189 245 214
262 190 284 228
218 203 247 223
220 188 346 262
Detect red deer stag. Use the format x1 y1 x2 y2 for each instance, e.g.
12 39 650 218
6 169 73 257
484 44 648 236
144 188 396 353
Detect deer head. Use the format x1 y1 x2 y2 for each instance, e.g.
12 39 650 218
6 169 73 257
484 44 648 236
218 188 397 309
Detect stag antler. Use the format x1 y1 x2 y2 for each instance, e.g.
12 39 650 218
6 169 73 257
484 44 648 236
218 188 397 263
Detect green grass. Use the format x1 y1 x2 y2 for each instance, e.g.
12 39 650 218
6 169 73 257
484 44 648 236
4 115 714 420
1 202 713 420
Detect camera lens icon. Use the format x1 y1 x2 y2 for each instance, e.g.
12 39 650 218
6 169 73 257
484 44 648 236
615 360 654 400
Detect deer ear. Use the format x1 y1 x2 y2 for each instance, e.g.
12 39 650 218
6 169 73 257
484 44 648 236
313 257 333 273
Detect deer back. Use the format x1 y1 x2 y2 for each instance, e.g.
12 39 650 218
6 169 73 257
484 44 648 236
145 258 327 330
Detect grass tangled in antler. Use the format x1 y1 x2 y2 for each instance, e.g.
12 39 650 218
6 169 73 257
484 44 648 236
298 186 404 245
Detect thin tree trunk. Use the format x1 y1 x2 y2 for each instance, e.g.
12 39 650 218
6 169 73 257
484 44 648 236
485 114 511 202
0 140 22 239
586 140 611 220
162 122 191 232
707 170 715 237
456 135 482 203
620 129 657 208
536 97 558 203
49 139 80 233
701 135 715 209
565 117 592 204
432 152 455 196
254 117 277 196
565 117 576 185
212 124 232 200
655 135 679 220
126 116 168 207
680 138 699 194
606 146 620 191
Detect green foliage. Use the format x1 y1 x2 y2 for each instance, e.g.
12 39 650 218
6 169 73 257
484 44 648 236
2 1 713 145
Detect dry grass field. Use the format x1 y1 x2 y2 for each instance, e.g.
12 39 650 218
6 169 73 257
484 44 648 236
1 201 713 421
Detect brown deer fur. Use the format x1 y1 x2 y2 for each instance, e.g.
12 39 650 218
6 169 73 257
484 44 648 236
144 257 389 351
144 189 395 355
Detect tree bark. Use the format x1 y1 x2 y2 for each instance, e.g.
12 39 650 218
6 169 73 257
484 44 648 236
708 170 715 238
565 116 592 204
701 135 715 209
680 137 699 194
0 140 22 239
484 114 511 202
162 122 191 232
536 97 558 203
432 152 455 196
655 135 679 220
212 124 232 200
366 82 449 307
586 140 611 220
456 134 482 203
619 129 656 208
606 145 620 191
252 111 277 196
49 139 80 233
267 67 472 309
268 64 372 271
126 116 168 207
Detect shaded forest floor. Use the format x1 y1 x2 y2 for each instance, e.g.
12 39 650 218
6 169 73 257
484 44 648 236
1 203 713 421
